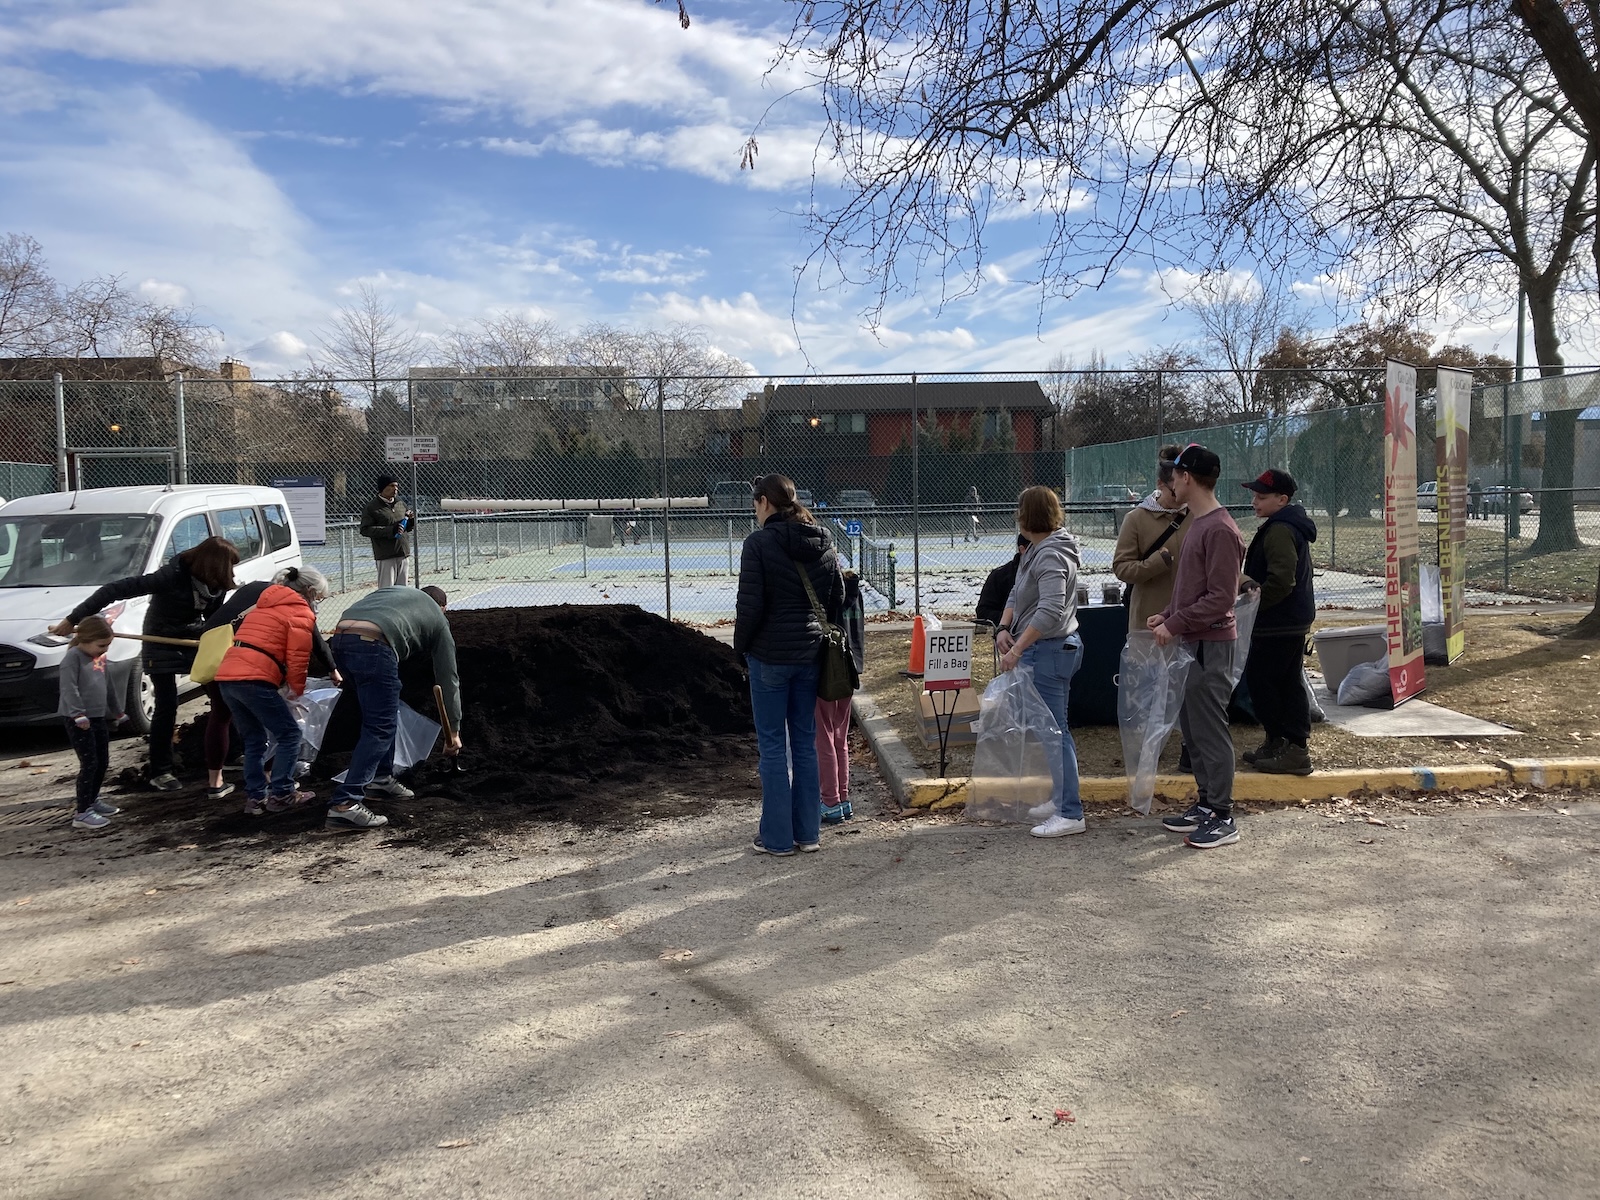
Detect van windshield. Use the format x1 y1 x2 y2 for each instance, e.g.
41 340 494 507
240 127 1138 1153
0 515 159 588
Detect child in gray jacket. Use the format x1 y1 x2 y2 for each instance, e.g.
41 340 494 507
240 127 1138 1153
58 615 126 830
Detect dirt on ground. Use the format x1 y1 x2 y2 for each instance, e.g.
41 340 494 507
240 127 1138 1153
865 610 1600 777
117 605 760 852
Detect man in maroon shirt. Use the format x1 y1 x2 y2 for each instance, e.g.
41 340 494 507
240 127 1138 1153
1148 444 1247 848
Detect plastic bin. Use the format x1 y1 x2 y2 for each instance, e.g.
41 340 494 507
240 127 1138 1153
1313 624 1388 694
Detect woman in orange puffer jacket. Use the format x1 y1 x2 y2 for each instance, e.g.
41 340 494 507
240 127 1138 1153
214 567 328 814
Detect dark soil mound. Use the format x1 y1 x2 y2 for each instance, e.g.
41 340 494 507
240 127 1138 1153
126 605 760 851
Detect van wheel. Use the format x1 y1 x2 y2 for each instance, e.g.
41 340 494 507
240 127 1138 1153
124 661 154 735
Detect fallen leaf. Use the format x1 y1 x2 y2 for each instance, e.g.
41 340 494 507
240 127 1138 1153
143 889 158 896
1052 1109 1076 1125
29 769 46 775
129 1041 147 1048
827 946 842 952
18 759 31 767
14 897 31 906
121 958 141 965
0 980 16 985
658 948 694 962
1359 837 1375 845
1365 817 1388 827
1170 1009 1187 1019
435 1138 475 1149
176 844 198 851
1300 1156 1312 1164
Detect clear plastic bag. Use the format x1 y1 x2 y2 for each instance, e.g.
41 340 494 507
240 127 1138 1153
1230 590 1261 688
965 666 1062 823
331 701 442 782
1118 632 1196 814
294 684 343 757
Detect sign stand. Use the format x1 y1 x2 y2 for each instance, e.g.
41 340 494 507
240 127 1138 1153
922 622 974 779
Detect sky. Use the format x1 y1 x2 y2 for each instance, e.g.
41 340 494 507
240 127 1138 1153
0 0 1560 380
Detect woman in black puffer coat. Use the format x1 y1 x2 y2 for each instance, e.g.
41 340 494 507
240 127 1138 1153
733 474 845 856
52 536 239 791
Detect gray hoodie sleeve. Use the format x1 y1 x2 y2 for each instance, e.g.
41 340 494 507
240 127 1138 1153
1025 539 1078 636
57 651 88 719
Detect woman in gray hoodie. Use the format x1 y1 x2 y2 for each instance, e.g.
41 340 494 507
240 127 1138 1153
995 486 1085 838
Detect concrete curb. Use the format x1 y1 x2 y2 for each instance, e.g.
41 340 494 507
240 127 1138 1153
851 692 1600 810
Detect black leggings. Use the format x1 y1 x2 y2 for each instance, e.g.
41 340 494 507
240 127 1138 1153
66 717 110 811
149 672 179 774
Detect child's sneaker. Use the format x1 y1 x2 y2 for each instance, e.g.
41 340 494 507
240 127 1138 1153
90 799 121 816
72 809 111 830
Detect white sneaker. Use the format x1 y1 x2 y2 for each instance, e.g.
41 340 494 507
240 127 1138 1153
1027 801 1056 820
1030 815 1086 838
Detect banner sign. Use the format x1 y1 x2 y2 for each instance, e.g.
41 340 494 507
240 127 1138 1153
923 623 973 692
1435 367 1472 662
1384 360 1426 704
271 476 326 547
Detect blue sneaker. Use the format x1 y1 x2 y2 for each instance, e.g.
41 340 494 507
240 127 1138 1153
821 803 848 825
1185 813 1240 849
71 810 111 830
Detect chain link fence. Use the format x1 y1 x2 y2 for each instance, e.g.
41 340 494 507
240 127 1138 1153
0 366 1594 621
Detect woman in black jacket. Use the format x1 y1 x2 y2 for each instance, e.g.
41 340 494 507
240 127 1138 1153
733 475 845 857
51 536 240 790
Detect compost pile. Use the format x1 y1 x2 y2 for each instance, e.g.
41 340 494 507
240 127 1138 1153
316 604 759 833
128 605 759 850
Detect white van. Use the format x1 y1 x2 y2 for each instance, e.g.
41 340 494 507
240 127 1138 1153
0 485 302 732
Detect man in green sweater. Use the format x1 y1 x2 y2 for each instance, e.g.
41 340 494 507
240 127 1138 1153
325 585 462 832
360 475 413 589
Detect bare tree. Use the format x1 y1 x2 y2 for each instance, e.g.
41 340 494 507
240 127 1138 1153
120 301 221 368
0 234 60 355
778 1 1597 564
1183 275 1301 416
440 311 562 373
314 283 419 406
565 322 750 409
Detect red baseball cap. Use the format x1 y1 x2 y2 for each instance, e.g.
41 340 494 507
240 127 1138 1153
1242 468 1297 497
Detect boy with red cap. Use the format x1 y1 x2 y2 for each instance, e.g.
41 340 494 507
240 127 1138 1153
1239 468 1318 775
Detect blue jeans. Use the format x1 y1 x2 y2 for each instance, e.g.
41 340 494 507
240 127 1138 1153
1021 635 1083 820
747 656 821 852
218 680 302 800
330 634 399 809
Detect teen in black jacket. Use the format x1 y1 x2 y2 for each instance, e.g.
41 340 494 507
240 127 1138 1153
733 475 844 856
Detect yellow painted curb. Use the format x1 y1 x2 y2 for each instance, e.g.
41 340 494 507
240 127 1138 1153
1500 758 1600 788
900 763 1556 811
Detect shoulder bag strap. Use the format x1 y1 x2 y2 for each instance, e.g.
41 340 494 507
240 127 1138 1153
1146 511 1186 559
789 557 832 629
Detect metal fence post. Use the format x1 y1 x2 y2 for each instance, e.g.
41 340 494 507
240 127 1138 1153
174 372 188 485
54 373 68 491
338 525 348 594
911 372 921 614
659 376 672 622
727 518 734 574
451 516 459 580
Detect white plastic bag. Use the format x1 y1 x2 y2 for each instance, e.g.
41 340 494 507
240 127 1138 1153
1337 656 1392 706
332 701 442 782
1118 633 1196 815
965 666 1061 823
1230 590 1260 688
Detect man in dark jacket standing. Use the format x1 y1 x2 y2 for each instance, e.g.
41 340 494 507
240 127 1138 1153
1240 468 1318 776
975 535 1028 628
361 475 412 589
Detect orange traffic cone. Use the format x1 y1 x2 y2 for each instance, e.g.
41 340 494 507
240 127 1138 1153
908 613 926 675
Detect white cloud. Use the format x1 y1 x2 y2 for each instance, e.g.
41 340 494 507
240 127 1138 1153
643 290 800 359
135 278 190 306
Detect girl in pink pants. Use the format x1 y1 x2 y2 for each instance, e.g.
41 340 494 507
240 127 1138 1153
816 572 865 824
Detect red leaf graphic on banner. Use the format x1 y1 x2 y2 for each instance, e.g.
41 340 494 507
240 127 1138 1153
1387 382 1411 467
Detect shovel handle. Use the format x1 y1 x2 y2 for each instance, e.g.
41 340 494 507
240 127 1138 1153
114 632 201 648
432 684 456 741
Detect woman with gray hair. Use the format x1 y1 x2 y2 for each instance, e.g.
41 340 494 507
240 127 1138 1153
198 565 337 802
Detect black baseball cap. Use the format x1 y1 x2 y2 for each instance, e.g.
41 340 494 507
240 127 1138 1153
1015 533 1029 549
1171 443 1220 478
1242 468 1297 497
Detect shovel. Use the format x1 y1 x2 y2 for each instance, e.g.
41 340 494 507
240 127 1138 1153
30 630 200 649
433 684 463 772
